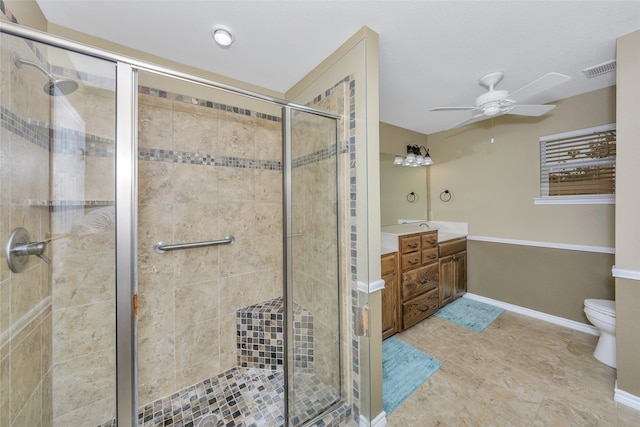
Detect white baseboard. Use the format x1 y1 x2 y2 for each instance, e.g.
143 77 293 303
462 293 599 336
360 411 387 427
615 381 640 411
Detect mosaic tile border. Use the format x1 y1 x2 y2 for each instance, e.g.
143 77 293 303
139 147 282 170
139 85 281 123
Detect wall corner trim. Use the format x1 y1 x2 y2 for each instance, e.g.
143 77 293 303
357 279 386 293
612 266 640 281
361 411 387 427
462 293 599 336
615 381 640 411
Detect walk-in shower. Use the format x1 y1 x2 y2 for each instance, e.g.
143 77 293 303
1 17 371 427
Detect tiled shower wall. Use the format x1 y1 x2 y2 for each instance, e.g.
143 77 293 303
1 19 118 427
0 31 53 427
136 86 284 405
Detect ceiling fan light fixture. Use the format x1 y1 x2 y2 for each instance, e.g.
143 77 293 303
212 25 235 47
484 105 501 117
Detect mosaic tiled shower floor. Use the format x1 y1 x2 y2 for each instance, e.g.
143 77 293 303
136 367 341 427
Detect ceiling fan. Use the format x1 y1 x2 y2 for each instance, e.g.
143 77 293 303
430 71 572 130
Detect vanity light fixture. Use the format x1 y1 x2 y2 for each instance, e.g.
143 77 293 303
212 25 235 47
393 145 433 167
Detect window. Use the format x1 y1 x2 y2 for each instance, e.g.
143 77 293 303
536 123 616 205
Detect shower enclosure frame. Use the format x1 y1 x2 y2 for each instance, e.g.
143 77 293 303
1 20 354 426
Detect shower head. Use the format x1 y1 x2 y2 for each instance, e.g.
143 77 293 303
13 53 78 96
43 78 79 96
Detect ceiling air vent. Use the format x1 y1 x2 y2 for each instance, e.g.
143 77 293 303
582 59 616 78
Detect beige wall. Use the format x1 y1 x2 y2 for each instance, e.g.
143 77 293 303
379 122 429 225
428 88 617 322
615 29 640 398
379 153 428 225
469 241 614 322
380 121 428 155
428 87 616 246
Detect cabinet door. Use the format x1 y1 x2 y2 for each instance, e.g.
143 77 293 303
381 272 397 339
454 251 467 298
381 253 398 339
438 255 455 306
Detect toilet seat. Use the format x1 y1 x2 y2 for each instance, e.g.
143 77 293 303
584 299 615 317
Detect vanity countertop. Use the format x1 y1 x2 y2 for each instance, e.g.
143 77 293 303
380 221 468 255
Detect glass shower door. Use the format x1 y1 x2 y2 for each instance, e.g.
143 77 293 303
286 107 342 425
0 32 117 426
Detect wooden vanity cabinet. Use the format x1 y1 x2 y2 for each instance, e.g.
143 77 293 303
381 252 399 339
399 231 439 330
438 238 467 306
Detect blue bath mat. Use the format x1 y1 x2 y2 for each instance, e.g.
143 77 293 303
382 336 442 414
435 297 504 332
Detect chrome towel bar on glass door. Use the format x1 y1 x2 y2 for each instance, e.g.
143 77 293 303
154 235 235 254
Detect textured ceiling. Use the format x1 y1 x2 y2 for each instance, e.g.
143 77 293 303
36 0 640 134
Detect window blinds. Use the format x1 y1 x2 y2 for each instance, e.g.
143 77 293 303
540 124 616 197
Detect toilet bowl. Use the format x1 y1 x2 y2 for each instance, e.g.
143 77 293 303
584 299 616 368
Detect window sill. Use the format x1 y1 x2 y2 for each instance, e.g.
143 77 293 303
534 195 615 205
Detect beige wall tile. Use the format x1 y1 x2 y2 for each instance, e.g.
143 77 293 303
138 160 173 206
173 109 218 154
138 103 173 150
52 252 115 309
138 332 175 389
52 348 116 419
138 287 174 339
10 325 42 420
174 280 219 329
52 301 115 362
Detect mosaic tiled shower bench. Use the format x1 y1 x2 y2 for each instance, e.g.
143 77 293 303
237 297 314 372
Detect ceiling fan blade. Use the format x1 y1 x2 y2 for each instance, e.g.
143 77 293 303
507 73 571 103
430 106 477 112
506 104 556 117
445 112 487 130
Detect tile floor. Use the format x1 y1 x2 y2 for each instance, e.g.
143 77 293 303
386 309 640 426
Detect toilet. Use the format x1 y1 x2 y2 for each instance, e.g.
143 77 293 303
583 299 616 368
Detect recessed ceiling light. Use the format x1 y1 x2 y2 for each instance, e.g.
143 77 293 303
212 25 234 47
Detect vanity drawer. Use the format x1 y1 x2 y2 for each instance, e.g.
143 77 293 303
422 247 438 264
402 288 439 329
401 252 422 270
400 235 421 253
401 263 439 300
439 238 467 257
421 232 438 248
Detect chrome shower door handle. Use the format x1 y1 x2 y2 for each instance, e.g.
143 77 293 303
5 227 52 273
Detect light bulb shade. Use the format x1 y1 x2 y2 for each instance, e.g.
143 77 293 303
393 155 404 165
415 155 424 164
406 153 416 161
423 155 433 165
212 25 235 47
